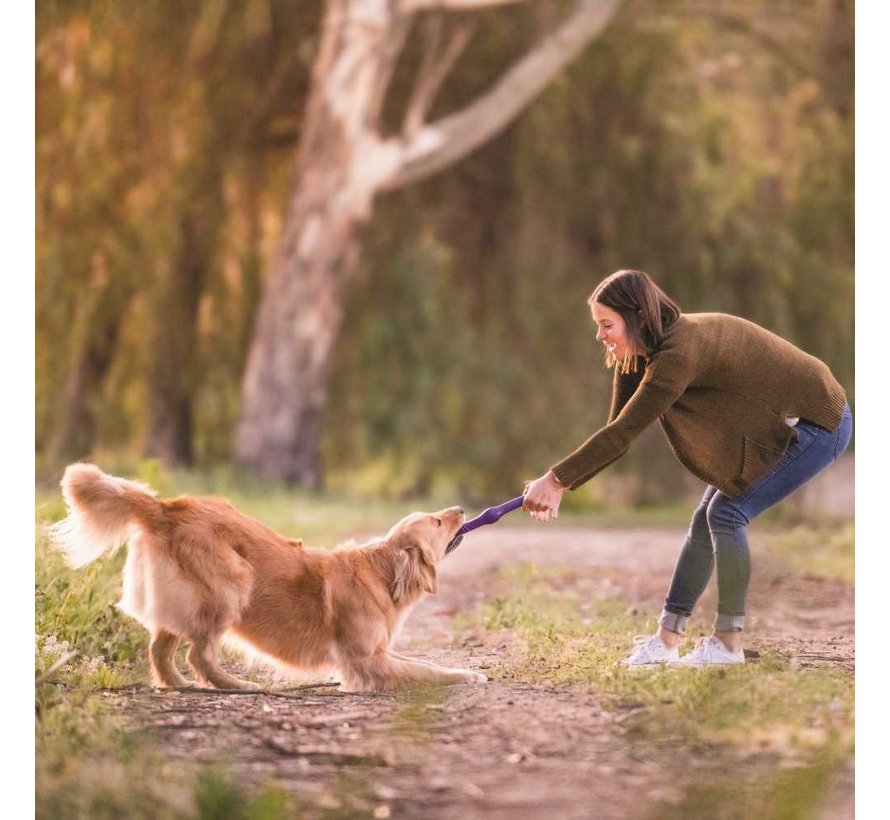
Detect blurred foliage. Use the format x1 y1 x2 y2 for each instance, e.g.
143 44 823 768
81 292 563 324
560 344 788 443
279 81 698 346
37 0 853 504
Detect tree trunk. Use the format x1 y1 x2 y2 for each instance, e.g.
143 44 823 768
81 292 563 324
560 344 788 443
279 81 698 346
237 156 265 373
235 0 403 484
47 257 133 465
235 0 620 484
235 200 368 485
143 194 219 466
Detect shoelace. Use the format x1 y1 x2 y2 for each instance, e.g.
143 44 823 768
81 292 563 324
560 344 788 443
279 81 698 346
628 634 663 661
688 637 720 662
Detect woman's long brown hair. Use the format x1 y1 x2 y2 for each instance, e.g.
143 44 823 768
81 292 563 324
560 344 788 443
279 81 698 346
589 270 681 372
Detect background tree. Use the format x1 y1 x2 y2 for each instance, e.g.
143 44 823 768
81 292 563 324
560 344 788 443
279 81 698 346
37 0 318 469
234 0 621 485
325 0 855 502
36 0 853 507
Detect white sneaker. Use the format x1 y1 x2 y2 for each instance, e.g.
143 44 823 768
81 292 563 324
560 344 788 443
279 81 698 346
618 634 680 668
668 636 745 668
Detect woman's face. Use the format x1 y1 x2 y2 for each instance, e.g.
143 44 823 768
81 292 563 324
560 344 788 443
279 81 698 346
591 302 636 361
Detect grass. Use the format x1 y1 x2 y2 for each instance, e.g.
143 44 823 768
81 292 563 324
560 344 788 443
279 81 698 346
36 687 193 819
35 462 469 819
459 563 854 739
454 552 854 818
35 462 854 818
651 749 846 820
765 521 854 584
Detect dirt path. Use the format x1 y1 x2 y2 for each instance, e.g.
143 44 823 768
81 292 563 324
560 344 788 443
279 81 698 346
113 526 854 819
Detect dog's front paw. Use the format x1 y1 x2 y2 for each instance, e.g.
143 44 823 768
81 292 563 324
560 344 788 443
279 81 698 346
465 670 488 684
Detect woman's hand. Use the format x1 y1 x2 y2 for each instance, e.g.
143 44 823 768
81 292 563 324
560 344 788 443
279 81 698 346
522 471 565 522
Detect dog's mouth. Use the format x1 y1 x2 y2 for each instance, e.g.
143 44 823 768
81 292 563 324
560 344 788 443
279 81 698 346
445 531 465 555
443 508 466 555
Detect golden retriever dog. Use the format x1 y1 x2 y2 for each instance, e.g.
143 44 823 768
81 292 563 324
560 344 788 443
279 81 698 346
48 464 487 693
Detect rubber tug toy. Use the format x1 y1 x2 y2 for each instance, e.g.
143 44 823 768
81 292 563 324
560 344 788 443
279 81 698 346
446 495 524 554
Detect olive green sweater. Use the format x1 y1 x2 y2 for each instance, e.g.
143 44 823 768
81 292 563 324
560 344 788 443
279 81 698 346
550 313 847 498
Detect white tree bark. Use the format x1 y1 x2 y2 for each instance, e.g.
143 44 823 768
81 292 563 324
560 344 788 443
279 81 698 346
235 0 621 483
389 0 620 188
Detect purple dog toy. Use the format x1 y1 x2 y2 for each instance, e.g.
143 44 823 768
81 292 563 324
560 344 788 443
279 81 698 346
446 495 525 554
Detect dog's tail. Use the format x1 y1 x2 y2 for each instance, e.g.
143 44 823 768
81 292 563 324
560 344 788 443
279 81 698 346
48 463 164 569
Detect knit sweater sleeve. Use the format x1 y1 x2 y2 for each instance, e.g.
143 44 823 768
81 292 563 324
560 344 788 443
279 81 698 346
550 347 694 490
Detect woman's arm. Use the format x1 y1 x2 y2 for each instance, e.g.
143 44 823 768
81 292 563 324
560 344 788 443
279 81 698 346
524 346 694 517
551 381 683 489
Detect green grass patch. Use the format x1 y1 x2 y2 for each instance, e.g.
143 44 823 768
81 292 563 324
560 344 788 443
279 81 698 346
764 522 854 584
36 465 853 816
36 534 149 670
35 464 420 818
456 561 853 773
36 682 193 819
650 744 848 820
36 684 299 820
192 769 298 820
34 632 375 820
457 561 853 815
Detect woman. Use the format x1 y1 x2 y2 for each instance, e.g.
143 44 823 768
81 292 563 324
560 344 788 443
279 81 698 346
522 269 852 668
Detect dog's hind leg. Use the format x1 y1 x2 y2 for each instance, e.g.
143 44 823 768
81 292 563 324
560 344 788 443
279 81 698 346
149 628 190 688
186 634 261 690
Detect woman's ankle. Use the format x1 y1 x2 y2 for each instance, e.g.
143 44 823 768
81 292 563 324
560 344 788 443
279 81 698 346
713 630 743 653
658 626 682 649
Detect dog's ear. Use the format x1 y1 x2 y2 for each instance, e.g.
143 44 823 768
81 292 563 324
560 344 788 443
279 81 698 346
413 544 438 595
390 543 438 601
390 550 420 602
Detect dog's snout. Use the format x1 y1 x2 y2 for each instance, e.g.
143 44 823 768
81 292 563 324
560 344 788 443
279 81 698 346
457 507 464 515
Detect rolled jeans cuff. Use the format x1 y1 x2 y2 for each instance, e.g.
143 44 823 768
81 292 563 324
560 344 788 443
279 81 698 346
659 609 689 635
714 613 745 632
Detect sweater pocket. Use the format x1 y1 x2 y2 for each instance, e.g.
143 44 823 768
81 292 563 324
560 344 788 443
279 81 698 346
737 435 788 489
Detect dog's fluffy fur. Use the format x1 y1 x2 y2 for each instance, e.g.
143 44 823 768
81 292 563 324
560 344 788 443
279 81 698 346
48 463 486 693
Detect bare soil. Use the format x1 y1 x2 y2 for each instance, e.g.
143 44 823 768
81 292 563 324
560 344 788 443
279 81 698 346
109 525 854 819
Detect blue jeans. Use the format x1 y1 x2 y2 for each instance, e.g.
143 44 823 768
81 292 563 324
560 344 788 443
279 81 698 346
659 403 853 634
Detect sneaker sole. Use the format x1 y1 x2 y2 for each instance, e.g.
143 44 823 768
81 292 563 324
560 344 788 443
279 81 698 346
617 661 676 670
666 660 745 669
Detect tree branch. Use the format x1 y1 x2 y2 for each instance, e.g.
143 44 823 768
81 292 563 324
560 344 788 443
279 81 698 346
367 15 414 131
402 17 475 139
386 0 621 191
